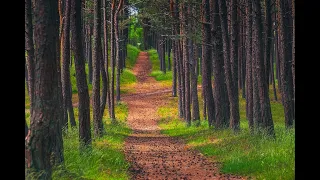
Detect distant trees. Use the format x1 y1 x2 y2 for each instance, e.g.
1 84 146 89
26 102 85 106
134 0 294 135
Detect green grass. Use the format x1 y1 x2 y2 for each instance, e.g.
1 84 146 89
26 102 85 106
147 49 174 83
126 44 141 69
26 100 132 180
25 45 141 179
158 91 294 180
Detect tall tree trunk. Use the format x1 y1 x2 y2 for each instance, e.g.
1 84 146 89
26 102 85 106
88 25 93 84
212 0 229 129
277 0 294 128
115 0 124 102
270 34 277 101
202 0 215 127
110 0 116 121
218 0 240 131
93 0 104 137
172 27 177 97
190 39 200 124
264 0 272 86
25 0 64 178
62 0 76 128
253 0 275 136
25 0 35 116
181 3 191 126
291 0 295 114
168 39 171 71
245 0 254 132
71 0 92 147
104 0 111 116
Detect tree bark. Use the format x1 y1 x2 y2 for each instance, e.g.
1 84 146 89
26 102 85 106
218 0 240 131
25 0 64 177
253 0 275 136
245 0 254 132
115 0 124 102
212 0 229 129
181 3 191 126
71 0 92 147
277 0 294 128
25 0 35 116
62 0 76 128
202 0 215 127
93 0 104 137
103 0 111 116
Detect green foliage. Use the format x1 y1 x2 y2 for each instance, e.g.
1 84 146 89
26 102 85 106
126 44 141 69
158 93 294 180
128 17 143 49
120 69 137 85
147 48 174 82
150 71 172 81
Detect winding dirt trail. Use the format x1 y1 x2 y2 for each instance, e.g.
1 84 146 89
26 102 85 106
123 52 245 180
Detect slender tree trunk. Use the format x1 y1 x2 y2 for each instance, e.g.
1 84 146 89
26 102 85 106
115 0 124 102
88 25 93 84
62 0 76 128
172 27 177 97
253 0 275 136
93 0 104 137
202 0 215 127
71 0 92 147
25 0 64 178
277 0 294 128
212 0 229 129
291 0 295 114
104 0 111 116
264 0 272 86
218 0 240 131
181 3 191 126
110 0 116 121
168 39 171 71
25 0 35 116
245 0 254 133
270 34 278 101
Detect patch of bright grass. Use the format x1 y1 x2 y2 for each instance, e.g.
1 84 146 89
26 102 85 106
26 80 132 179
147 49 173 81
126 44 141 69
158 89 294 180
150 70 173 81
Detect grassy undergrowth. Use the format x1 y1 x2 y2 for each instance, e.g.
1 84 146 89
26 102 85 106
126 44 141 69
25 45 142 179
147 49 173 83
158 92 294 180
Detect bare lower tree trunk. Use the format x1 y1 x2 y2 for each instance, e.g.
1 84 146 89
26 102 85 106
92 0 104 137
277 0 294 128
202 0 215 127
103 0 111 116
181 3 191 126
245 0 254 132
62 0 76 128
211 0 229 129
172 27 177 97
25 0 35 116
71 0 92 147
253 0 275 136
218 0 240 131
115 0 124 102
110 0 116 121
88 25 93 84
25 0 64 178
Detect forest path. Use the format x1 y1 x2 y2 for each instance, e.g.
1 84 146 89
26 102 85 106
122 52 245 180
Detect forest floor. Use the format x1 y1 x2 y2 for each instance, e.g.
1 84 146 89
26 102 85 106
122 52 246 180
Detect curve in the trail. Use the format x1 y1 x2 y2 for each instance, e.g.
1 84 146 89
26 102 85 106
123 52 245 180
